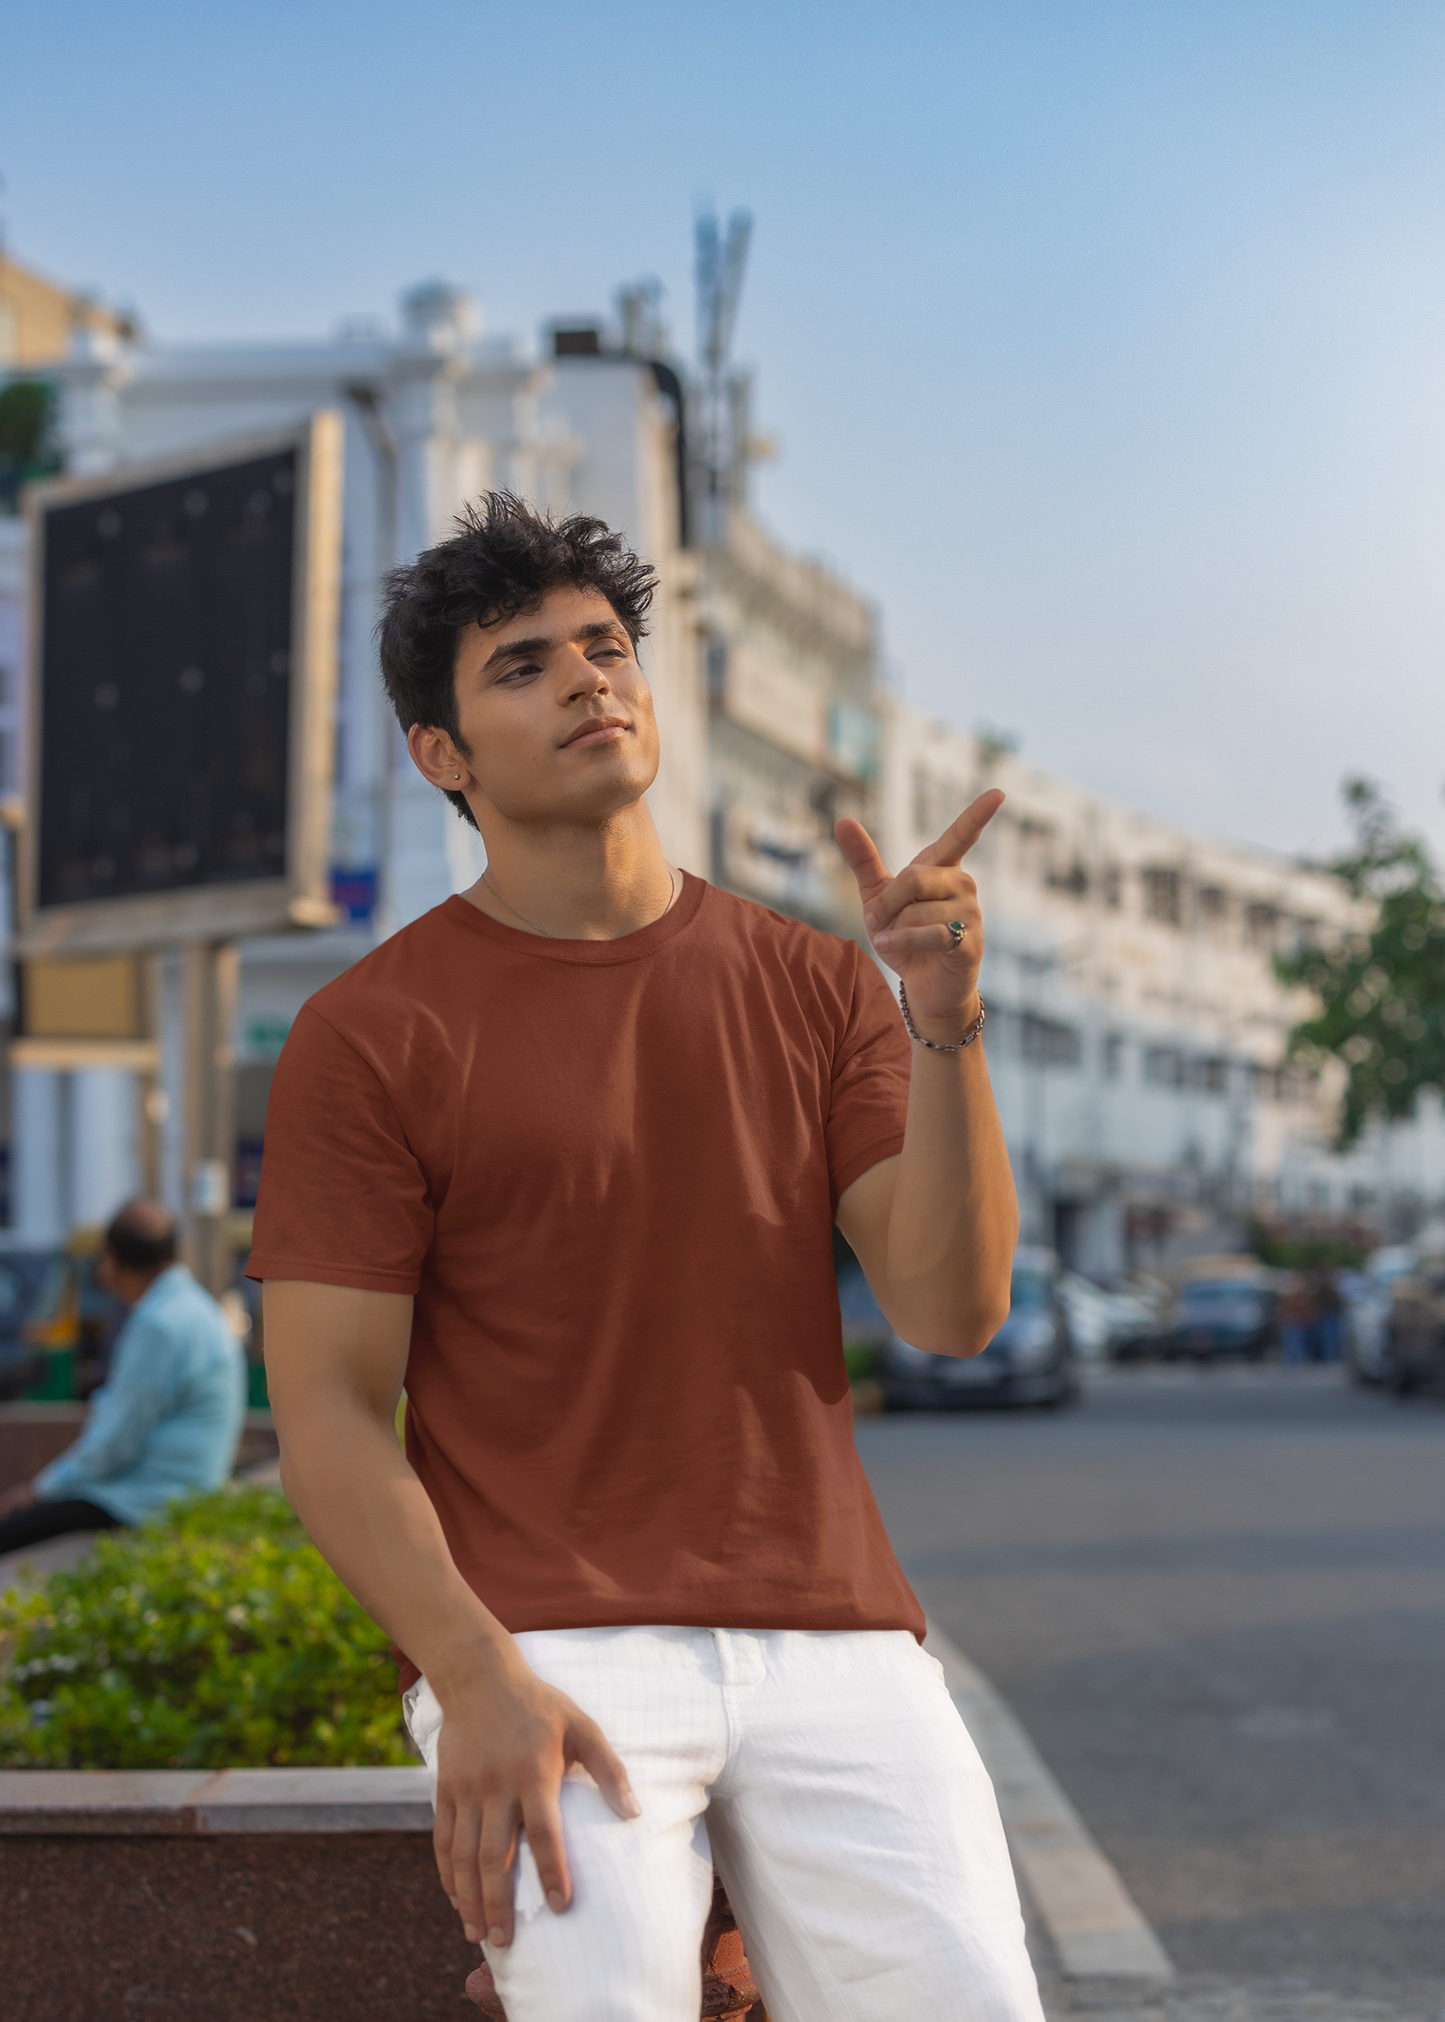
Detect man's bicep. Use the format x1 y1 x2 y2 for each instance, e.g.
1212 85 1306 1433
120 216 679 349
261 1280 413 1427
836 1153 899 1288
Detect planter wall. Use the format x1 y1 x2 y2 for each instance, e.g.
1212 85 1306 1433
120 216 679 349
0 1767 474 2022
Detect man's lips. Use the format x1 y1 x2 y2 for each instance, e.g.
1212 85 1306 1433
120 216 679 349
560 716 630 750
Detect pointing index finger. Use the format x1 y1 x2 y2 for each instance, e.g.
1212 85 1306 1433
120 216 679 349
915 789 1004 868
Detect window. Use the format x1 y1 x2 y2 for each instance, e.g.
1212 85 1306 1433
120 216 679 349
1103 1032 1126 1080
1143 868 1182 926
911 764 968 840
1245 902 1279 949
1021 1014 1082 1067
1197 886 1229 931
1144 1045 1185 1088
1046 859 1089 899
705 637 728 706
1016 818 1056 881
1190 1056 1228 1095
1103 866 1123 909
0 662 17 794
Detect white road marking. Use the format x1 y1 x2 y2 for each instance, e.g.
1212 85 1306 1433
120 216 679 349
926 1617 1175 1983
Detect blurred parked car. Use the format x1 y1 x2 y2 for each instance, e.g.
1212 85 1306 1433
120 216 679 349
1342 1253 1405 1385
1156 1260 1278 1362
1057 1272 1161 1362
881 1246 1078 1409
1382 1262 1445 1397
0 1251 54 1400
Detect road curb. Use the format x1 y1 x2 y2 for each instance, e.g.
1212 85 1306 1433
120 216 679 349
925 1618 1174 1984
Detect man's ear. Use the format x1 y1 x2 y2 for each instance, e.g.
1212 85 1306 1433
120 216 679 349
407 723 473 791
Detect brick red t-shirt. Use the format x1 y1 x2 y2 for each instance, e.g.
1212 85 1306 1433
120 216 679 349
248 873 925 1684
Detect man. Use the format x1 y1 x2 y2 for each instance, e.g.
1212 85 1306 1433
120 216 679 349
252 494 1042 2020
0 1201 246 1554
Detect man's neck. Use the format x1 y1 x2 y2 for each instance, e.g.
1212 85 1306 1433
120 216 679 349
461 807 677 942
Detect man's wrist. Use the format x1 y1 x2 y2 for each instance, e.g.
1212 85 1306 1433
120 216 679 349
426 1620 524 1706
907 991 982 1049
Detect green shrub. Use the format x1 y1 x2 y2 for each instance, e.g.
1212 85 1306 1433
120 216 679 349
0 1484 413 1769
843 1340 882 1379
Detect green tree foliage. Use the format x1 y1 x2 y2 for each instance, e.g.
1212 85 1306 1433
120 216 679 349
1278 778 1445 1147
0 1484 413 1768
0 380 59 508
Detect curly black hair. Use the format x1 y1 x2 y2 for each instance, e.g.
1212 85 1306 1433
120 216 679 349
377 492 660 831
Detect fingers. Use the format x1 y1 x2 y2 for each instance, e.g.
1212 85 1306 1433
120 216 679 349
437 1788 493 1945
873 921 978 959
833 816 892 900
519 1781 571 1918
568 1712 642 1823
866 863 977 938
433 1791 458 1907
478 1795 523 1949
437 1711 638 1954
915 789 1004 868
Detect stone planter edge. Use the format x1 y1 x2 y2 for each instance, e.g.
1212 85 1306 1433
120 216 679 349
0 1764 433 1834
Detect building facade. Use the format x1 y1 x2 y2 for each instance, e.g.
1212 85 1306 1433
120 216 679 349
879 699 1445 1271
0 281 875 1243
2 270 1442 1263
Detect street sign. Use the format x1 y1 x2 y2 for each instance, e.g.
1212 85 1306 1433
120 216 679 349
17 412 343 956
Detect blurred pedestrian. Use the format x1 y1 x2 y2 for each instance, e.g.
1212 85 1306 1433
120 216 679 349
0 1201 246 1554
1279 1271 1314 1364
1309 1265 1343 1362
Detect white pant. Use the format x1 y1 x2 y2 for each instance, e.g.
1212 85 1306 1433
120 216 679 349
404 1624 1044 2022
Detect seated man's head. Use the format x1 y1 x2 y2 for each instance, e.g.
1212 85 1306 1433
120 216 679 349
100 1200 177 1305
378 493 661 840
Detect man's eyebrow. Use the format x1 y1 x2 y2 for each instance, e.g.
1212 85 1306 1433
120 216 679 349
481 619 627 671
482 632 548 671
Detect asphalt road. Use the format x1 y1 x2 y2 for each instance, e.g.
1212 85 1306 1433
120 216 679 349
855 1365 1445 2022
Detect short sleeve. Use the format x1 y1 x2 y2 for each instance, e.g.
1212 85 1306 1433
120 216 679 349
824 949 911 1211
245 1005 435 1293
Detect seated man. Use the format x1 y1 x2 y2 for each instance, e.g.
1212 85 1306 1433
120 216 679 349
0 1201 246 1555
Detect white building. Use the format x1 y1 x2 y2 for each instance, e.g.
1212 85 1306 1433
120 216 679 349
879 698 1445 1272
0 283 876 1244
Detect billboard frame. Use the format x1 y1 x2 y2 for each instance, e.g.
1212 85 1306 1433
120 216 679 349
16 410 345 958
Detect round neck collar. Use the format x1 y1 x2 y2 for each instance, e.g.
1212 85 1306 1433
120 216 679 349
442 869 707 965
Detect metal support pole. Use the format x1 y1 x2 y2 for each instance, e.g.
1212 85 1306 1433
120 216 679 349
181 941 238 1297
136 954 164 1202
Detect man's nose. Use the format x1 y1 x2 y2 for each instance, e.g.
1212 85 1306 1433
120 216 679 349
562 650 609 703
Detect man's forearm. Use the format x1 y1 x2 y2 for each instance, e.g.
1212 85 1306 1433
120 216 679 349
275 1390 513 1701
879 1010 1018 1354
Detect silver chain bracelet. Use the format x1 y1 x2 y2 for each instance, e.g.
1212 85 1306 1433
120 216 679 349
899 979 986 1053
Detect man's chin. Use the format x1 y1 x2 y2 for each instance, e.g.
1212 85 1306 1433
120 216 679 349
504 772 659 828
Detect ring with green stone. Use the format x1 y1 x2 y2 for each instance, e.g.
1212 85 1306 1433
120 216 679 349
947 920 967 950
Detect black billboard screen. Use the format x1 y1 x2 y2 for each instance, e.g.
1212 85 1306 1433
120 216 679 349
37 449 298 909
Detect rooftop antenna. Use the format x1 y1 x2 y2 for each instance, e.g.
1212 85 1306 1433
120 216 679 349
694 206 752 539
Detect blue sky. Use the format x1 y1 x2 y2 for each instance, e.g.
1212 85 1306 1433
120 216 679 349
4 0 1444 863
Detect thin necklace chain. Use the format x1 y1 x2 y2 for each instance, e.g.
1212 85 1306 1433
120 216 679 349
480 864 678 940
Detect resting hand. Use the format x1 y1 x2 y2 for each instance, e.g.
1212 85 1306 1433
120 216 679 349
835 791 1003 1038
0 1481 40 1518
433 1648 639 1952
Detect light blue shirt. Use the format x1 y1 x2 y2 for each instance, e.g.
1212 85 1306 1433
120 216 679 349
35 1263 247 1525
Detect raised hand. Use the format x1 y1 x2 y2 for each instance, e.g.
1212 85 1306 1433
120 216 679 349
834 790 1003 1039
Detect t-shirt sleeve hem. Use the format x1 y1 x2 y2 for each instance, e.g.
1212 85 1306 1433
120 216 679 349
830 1131 906 1214
243 1254 421 1295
